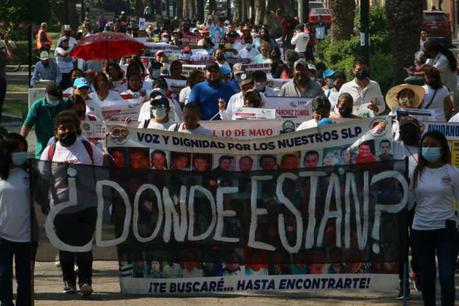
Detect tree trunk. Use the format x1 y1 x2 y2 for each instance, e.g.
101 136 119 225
330 0 355 42
233 0 242 21
176 0 183 18
254 0 265 25
386 0 423 84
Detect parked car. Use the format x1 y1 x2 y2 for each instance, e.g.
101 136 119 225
422 11 452 46
308 8 332 27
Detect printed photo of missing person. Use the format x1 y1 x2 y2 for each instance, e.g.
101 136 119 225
353 140 377 164
279 152 300 170
321 146 342 167
128 148 150 170
377 139 394 161
212 155 235 175
108 147 128 168
191 153 213 172
259 154 278 171
170 151 191 171
237 155 256 172
302 150 321 169
150 149 169 170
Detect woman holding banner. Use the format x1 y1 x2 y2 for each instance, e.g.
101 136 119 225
0 133 32 306
410 131 459 306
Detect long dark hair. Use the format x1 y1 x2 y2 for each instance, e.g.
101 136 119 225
413 130 450 188
422 65 443 89
424 39 457 71
0 133 28 180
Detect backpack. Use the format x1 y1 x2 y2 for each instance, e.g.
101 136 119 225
47 139 94 165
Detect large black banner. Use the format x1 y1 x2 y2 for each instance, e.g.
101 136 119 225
31 159 408 266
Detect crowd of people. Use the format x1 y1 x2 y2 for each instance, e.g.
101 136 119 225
0 7 458 306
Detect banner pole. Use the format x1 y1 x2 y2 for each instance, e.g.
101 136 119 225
402 262 408 306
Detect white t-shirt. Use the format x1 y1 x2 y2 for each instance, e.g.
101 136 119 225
338 79 386 115
324 88 340 110
238 47 260 62
40 136 105 166
291 31 309 53
179 86 192 104
138 119 175 130
426 53 457 93
296 119 317 131
168 123 212 136
421 85 449 122
111 79 128 93
85 98 104 121
55 47 74 73
221 91 270 120
410 164 459 230
449 112 459 122
89 90 123 104
0 168 31 242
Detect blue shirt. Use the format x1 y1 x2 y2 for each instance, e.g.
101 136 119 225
188 80 236 120
30 60 62 87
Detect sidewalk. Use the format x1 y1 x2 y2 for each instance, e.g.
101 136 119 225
29 262 433 306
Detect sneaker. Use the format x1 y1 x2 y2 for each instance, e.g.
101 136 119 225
55 254 60 268
80 283 93 297
396 288 411 300
63 281 76 294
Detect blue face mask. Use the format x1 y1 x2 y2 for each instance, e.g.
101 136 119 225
422 147 442 163
327 79 334 89
12 152 28 166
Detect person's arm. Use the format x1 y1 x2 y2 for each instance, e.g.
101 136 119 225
21 103 37 137
368 82 386 114
3 32 13 60
443 95 453 121
20 125 31 138
290 32 297 45
30 63 40 87
187 85 199 104
54 61 62 84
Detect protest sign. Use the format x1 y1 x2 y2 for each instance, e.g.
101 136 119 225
232 108 277 120
265 97 313 118
425 122 459 167
30 159 407 295
242 63 271 74
28 88 46 109
164 78 187 94
393 108 437 123
81 120 106 143
99 99 143 121
138 18 146 30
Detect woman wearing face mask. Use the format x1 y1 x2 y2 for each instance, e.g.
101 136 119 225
63 68 84 97
270 47 286 79
40 110 105 296
55 37 74 89
0 133 32 306
139 95 175 130
423 39 457 97
410 131 459 306
421 65 453 122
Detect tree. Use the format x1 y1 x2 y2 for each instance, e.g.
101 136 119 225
385 0 423 84
254 0 265 25
0 0 50 35
329 0 355 42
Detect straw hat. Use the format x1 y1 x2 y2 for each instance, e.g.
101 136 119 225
385 83 425 110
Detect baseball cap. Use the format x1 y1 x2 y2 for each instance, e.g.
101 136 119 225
73 77 90 89
322 69 336 79
238 73 253 87
220 65 232 77
205 62 220 71
39 51 50 60
150 95 170 108
232 63 244 76
293 58 308 69
155 50 165 57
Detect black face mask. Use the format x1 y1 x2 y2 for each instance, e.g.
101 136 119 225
400 125 420 146
216 54 225 61
339 107 353 117
60 131 77 147
355 70 368 80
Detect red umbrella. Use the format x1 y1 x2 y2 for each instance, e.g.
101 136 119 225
70 32 145 60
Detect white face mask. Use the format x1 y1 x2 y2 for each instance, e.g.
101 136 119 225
152 108 167 120
254 82 265 91
46 95 60 106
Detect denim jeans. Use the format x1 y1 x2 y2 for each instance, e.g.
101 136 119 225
0 238 32 306
412 222 459 306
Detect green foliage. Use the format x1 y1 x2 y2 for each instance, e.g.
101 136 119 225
317 6 393 93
